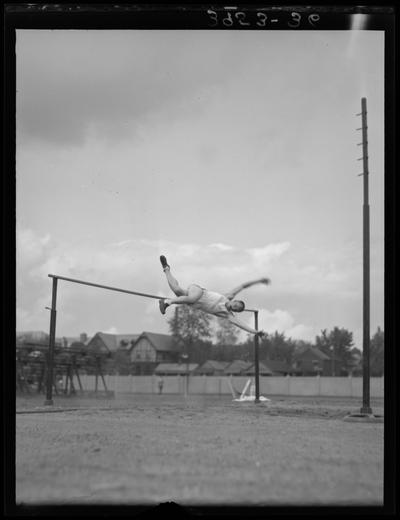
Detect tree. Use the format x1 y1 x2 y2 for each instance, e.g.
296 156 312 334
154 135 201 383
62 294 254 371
259 331 296 365
348 347 362 376
235 336 254 362
315 327 355 374
315 329 330 354
211 318 242 362
167 306 212 362
293 340 314 355
188 339 213 365
369 327 384 376
215 317 240 346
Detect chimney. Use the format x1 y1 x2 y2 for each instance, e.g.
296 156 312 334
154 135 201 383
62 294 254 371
80 332 88 343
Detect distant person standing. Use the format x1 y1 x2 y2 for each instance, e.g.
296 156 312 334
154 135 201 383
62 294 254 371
157 376 164 395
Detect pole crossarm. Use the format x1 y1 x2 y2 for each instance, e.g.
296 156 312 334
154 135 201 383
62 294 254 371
48 274 166 300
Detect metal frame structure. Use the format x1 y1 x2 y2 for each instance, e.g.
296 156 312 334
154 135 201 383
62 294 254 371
45 274 262 405
243 308 261 403
44 274 169 405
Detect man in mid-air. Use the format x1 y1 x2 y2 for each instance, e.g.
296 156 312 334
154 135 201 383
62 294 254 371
158 255 269 336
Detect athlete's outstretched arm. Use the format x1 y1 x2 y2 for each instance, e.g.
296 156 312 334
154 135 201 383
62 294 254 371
227 315 265 336
224 278 271 300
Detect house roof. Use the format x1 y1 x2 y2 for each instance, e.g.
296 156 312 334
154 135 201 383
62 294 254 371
132 332 182 352
264 359 292 373
90 332 140 352
294 346 332 361
114 334 141 347
154 363 199 374
223 360 252 374
244 362 273 375
307 347 331 360
62 336 92 346
197 360 231 371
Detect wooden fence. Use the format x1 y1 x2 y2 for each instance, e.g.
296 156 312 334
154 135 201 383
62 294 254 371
68 374 384 398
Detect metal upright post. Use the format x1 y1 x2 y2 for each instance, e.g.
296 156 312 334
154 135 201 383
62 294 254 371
254 311 260 403
357 97 372 415
44 276 58 405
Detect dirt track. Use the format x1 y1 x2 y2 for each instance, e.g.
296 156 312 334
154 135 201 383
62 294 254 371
16 394 384 506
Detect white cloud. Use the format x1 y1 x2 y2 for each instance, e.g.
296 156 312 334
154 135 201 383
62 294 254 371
101 326 119 334
257 309 315 341
259 308 294 331
285 324 315 342
209 243 234 251
246 242 291 269
17 228 51 269
16 293 52 333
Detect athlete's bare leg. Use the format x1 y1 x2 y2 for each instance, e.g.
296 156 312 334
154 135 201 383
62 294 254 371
160 255 187 296
167 284 203 305
159 256 202 314
165 269 188 297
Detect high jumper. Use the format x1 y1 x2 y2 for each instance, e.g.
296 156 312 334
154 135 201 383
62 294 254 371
158 255 269 336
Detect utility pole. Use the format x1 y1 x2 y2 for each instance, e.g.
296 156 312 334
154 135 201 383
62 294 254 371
357 97 372 415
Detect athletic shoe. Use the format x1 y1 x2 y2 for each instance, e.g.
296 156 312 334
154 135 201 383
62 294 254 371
159 299 169 315
160 255 170 270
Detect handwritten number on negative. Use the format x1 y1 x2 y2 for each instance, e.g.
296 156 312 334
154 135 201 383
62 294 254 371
222 11 234 27
207 9 218 27
235 12 250 26
256 12 268 27
288 12 301 28
308 14 320 27
207 9 320 28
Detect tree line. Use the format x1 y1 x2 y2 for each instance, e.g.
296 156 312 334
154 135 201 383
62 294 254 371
167 306 384 376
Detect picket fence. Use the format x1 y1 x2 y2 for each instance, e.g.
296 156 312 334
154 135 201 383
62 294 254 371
67 374 384 398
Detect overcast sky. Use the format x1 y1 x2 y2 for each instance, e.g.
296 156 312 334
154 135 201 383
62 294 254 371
16 28 384 347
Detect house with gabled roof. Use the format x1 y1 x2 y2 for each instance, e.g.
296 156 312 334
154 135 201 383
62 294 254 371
129 332 184 375
223 359 252 375
61 333 91 348
264 359 294 376
87 332 140 355
195 360 230 375
243 362 274 376
293 346 333 376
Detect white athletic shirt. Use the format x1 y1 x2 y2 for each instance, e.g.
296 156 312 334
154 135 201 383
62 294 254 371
190 285 231 317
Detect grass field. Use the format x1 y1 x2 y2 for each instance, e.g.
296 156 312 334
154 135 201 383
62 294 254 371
15 394 384 506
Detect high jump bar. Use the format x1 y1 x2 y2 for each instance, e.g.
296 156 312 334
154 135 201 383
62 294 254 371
48 274 165 300
45 273 260 405
48 274 258 311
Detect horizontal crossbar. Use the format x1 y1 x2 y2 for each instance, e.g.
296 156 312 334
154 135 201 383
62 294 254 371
48 274 165 300
48 274 259 312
